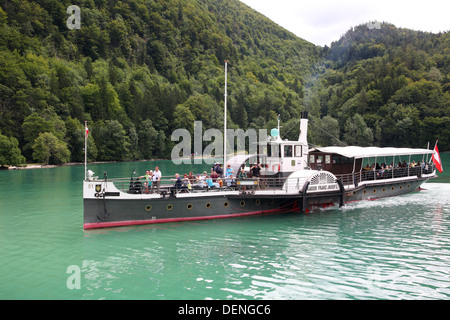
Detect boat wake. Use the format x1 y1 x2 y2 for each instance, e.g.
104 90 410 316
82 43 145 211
341 183 450 213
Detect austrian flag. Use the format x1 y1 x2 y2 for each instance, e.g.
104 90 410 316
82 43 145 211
85 126 89 137
432 143 443 173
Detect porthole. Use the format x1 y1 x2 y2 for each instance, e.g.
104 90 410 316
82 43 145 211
392 186 395 191
145 204 152 211
373 189 377 193
206 202 211 209
399 185 403 190
407 184 410 188
240 200 245 207
255 199 261 206
363 190 367 194
382 188 386 192
187 203 193 210
224 201 229 208
167 204 173 211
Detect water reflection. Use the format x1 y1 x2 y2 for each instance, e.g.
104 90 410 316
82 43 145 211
81 183 450 299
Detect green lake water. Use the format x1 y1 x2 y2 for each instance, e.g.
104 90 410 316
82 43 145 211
1 154 449 300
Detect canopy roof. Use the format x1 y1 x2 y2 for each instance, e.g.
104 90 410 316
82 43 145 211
309 146 433 159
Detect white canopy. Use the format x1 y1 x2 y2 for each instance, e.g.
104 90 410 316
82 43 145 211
309 146 433 159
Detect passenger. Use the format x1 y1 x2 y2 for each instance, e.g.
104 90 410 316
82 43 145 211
251 163 262 178
197 172 207 187
251 163 262 189
238 168 247 180
188 171 195 184
206 176 215 189
170 173 183 195
238 168 247 191
215 163 223 176
377 165 385 178
226 174 235 187
226 164 234 178
211 162 217 172
171 173 182 184
210 170 219 182
151 166 161 194
139 170 153 193
183 173 191 189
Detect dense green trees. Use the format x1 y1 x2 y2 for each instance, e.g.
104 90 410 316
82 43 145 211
0 131 25 166
0 0 318 165
32 132 70 164
312 23 449 150
0 1 448 166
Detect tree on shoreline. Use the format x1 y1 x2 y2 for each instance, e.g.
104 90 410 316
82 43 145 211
0 131 26 166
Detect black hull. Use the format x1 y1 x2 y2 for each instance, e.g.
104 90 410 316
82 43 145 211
344 179 426 202
84 194 297 229
83 177 430 229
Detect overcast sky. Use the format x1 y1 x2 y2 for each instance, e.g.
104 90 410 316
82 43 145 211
240 0 450 46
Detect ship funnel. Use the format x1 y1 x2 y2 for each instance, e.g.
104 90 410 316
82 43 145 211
298 111 308 144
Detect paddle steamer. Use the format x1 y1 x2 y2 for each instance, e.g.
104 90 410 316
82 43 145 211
83 111 438 229
83 62 440 229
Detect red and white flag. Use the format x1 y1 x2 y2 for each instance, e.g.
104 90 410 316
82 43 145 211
431 142 443 173
85 126 89 137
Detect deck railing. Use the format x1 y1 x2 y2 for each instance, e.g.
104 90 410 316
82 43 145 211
335 164 435 187
106 175 291 195
100 164 435 195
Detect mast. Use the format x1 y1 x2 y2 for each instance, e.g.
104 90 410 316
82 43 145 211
277 114 281 139
223 60 228 174
84 121 88 180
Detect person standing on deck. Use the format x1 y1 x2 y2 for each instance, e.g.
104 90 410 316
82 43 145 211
226 164 234 178
139 170 153 193
151 166 161 193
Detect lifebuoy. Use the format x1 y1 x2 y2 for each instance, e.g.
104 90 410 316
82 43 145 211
272 163 280 171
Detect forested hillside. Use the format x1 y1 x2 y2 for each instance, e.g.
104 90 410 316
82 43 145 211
0 0 319 165
0 0 448 166
309 23 450 150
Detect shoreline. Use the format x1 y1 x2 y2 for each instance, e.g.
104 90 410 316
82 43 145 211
3 157 210 170
3 155 225 170
3 159 167 170
4 151 448 170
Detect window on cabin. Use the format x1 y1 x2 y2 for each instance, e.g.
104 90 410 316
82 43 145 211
294 145 302 157
332 155 341 164
268 144 281 158
309 155 315 164
284 145 292 157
